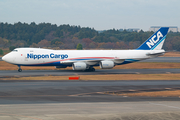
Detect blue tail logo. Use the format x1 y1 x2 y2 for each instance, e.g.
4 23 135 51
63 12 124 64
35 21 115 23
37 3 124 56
137 27 169 50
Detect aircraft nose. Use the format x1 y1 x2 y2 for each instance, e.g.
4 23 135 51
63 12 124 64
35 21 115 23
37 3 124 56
2 55 7 61
2 55 6 61
2 54 13 63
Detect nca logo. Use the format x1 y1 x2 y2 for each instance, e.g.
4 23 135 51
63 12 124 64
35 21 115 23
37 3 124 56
146 31 163 48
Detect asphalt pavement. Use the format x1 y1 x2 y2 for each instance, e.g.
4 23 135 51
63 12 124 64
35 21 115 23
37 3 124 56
0 81 180 104
0 80 180 120
0 80 180 104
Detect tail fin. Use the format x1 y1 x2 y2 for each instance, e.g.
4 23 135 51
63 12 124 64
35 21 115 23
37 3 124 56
137 27 169 50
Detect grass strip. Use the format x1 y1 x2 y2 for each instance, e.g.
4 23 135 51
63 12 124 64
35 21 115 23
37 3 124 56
117 90 180 97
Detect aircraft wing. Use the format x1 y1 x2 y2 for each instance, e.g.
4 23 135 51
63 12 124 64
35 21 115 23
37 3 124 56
60 57 125 65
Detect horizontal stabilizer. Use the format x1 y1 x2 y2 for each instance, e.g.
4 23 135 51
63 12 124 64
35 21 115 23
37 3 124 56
146 52 165 56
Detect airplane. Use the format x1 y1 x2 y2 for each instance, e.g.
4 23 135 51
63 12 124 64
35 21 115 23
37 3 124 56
2 27 169 72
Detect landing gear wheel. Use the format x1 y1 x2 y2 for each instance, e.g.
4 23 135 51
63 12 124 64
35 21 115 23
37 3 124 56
18 68 22 72
18 65 22 72
91 68 95 71
85 67 95 72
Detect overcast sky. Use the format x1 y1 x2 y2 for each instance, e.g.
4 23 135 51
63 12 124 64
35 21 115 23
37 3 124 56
0 0 179 31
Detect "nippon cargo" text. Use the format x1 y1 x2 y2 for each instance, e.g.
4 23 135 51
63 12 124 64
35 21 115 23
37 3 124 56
27 53 68 59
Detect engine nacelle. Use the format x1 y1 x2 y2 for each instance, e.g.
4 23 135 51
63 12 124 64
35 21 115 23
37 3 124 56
100 61 114 69
72 62 87 70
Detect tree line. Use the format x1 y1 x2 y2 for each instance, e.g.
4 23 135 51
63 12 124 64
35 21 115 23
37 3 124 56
0 22 180 51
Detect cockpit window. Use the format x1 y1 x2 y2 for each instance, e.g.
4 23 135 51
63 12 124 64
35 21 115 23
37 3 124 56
13 50 18 52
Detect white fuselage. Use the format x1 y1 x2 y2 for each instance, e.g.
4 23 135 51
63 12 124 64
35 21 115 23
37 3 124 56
2 48 165 67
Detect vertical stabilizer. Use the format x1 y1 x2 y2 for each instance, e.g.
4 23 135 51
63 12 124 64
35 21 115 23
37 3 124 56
137 27 169 50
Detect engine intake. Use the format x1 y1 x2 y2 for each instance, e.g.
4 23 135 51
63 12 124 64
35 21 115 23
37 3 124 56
100 61 114 69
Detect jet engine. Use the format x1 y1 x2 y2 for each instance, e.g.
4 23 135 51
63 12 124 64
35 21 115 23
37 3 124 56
72 62 87 70
100 61 114 69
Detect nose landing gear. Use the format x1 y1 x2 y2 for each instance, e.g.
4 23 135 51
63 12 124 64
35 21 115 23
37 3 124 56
18 65 22 72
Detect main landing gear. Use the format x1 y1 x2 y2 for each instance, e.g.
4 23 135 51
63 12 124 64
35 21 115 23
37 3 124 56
85 67 95 72
90 67 95 71
18 65 22 72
